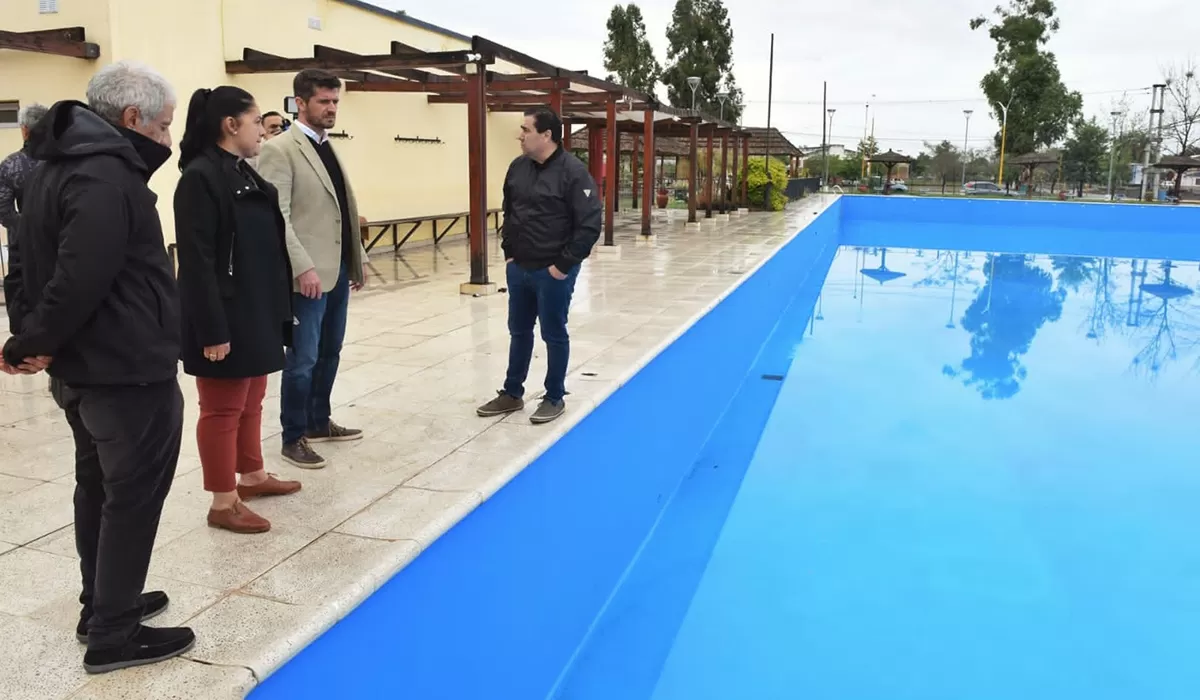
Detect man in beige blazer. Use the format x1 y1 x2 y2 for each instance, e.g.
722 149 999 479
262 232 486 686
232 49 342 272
257 69 368 469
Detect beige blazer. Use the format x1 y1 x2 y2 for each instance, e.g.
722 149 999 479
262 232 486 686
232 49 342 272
256 125 366 293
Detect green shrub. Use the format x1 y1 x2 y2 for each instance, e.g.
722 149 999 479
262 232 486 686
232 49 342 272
746 157 789 211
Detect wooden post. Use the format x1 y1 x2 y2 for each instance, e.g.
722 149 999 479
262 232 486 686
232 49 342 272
464 64 489 290
631 135 640 211
704 127 714 218
740 135 750 206
642 109 655 236
731 130 740 207
563 119 572 150
604 96 618 246
588 126 604 186
720 130 730 214
688 122 699 224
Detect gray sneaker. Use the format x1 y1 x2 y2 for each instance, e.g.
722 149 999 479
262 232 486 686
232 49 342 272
477 391 524 417
530 398 565 424
281 438 327 469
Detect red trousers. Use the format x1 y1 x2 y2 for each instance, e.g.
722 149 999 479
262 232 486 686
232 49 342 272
196 376 268 493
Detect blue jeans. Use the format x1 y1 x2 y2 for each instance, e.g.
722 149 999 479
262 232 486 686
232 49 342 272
281 264 349 444
504 262 579 403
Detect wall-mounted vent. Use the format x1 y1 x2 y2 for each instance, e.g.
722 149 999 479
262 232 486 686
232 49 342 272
39 0 59 14
307 16 323 30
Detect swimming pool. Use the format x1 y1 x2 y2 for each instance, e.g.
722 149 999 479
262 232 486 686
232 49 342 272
252 197 1200 699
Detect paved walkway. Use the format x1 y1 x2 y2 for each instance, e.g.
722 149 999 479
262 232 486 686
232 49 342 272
0 202 823 699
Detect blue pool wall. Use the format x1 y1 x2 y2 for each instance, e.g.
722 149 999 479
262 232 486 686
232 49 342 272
840 196 1200 260
251 201 843 699
253 195 1200 699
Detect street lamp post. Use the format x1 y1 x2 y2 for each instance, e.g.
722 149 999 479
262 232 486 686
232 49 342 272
716 92 729 122
687 76 701 111
825 108 837 189
995 94 1015 187
860 96 874 181
961 109 973 188
1107 110 1123 202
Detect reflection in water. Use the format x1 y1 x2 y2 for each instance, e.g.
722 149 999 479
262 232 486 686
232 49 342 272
1052 256 1098 292
818 247 1200 393
1130 261 1198 376
942 255 1066 400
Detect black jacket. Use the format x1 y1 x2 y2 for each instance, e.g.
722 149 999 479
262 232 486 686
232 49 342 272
174 147 293 379
501 146 602 272
2 101 180 386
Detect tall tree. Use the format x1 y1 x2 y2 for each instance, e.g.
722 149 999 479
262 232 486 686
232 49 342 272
602 4 662 95
1162 60 1199 155
662 0 743 123
923 140 963 192
1062 117 1110 195
857 135 879 178
970 0 1082 155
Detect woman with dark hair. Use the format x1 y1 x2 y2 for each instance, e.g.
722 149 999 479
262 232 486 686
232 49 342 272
175 86 301 534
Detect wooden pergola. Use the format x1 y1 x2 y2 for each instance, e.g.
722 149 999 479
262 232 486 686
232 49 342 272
0 26 100 59
1009 151 1060 196
740 127 804 177
867 150 913 194
1150 155 1200 200
591 132 690 210
226 36 737 292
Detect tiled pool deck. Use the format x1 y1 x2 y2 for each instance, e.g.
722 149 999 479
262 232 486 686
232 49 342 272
0 200 826 699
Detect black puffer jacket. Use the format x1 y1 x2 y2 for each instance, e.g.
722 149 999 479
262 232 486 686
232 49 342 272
2 100 180 386
500 146 602 273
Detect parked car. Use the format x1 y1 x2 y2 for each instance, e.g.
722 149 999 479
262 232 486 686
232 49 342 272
963 181 1014 196
873 180 908 193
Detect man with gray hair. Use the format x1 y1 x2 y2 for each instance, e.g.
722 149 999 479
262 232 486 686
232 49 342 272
2 60 195 673
0 102 47 236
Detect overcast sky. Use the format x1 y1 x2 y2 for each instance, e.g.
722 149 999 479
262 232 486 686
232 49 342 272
375 0 1192 155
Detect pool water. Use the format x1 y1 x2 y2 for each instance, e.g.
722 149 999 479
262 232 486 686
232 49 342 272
556 246 1200 700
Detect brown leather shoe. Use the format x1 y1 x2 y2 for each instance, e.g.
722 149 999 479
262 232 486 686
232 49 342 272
237 474 302 501
207 502 271 534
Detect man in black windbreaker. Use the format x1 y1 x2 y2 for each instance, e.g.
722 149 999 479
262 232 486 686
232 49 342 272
2 60 195 674
477 107 602 425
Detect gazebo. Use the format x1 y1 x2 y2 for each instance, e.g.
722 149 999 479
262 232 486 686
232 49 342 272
867 150 913 194
1009 151 1061 196
1151 155 1200 200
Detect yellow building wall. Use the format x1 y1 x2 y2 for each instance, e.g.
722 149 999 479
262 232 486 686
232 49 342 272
0 0 525 247
0 0 113 173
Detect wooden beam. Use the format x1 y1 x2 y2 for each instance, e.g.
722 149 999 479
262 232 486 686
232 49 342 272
352 77 567 94
472 36 647 102
604 97 618 246
489 78 570 92
349 81 462 94
225 49 479 74
642 109 655 236
465 66 489 288
0 28 98 59
312 44 450 83
17 27 86 42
